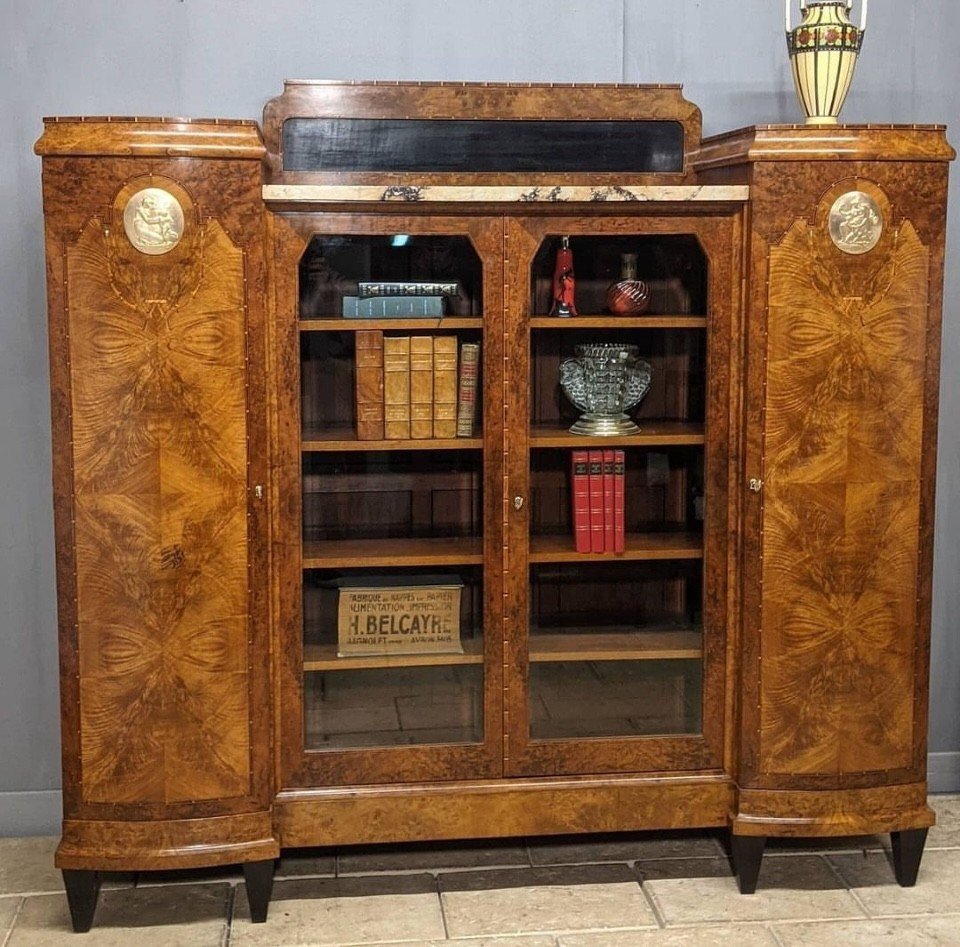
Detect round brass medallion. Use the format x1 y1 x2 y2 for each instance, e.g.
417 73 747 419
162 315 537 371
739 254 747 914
122 187 184 255
828 191 883 255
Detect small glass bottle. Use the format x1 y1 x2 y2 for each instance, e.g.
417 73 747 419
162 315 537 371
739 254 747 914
606 252 650 315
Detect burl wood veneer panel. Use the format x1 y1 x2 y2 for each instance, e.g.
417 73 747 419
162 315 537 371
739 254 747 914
66 216 251 804
38 120 270 827
759 195 929 779
276 777 733 848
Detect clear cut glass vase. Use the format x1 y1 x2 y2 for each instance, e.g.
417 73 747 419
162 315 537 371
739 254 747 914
559 343 652 436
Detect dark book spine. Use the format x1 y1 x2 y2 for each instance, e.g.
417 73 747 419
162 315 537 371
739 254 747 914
456 342 480 437
358 281 460 298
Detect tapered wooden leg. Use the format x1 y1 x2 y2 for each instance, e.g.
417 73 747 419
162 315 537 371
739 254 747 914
62 869 101 933
242 859 275 923
891 827 928 887
730 834 766 894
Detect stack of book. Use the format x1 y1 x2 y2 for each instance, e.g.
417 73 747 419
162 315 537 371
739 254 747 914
571 449 625 554
354 332 480 440
343 281 460 318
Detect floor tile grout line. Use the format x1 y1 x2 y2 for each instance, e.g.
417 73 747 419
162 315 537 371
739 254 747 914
222 882 236 947
522 838 535 868
435 873 450 941
637 913 872 932
768 921 789 947
637 869 668 930
0 897 24 947
818 852 873 919
0 888 66 898
336 861 536 877
864 909 960 919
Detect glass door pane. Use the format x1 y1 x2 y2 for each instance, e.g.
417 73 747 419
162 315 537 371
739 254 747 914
505 215 734 777
279 215 504 785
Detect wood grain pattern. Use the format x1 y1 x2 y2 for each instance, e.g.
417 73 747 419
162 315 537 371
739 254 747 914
67 209 251 804
696 124 955 175
734 784 935 837
759 204 929 778
35 117 264 159
57 813 278 870
276 776 733 848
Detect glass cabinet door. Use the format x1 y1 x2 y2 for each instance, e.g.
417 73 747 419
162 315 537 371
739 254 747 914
503 214 738 777
274 213 504 787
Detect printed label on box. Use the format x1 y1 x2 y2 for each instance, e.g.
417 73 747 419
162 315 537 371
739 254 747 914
337 584 463 656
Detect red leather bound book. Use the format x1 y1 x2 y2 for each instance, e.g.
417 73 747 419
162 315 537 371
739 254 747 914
614 449 626 554
570 450 590 553
588 450 604 553
602 449 615 552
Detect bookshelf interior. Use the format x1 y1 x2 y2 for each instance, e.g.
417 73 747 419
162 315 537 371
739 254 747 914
297 229 491 755
299 233 484 318
529 234 708 318
524 230 708 744
295 225 712 755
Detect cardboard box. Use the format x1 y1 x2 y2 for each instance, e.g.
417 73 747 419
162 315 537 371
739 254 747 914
337 577 463 657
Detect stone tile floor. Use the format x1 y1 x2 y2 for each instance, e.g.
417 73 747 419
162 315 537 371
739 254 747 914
1 795 959 946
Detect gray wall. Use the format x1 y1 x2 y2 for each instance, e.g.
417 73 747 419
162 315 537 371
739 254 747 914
1 0 957 836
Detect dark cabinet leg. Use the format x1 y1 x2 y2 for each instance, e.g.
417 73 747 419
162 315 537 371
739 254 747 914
62 870 101 933
891 827 928 887
242 859 275 923
730 835 766 894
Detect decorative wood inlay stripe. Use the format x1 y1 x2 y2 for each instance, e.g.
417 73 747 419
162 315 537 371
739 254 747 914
262 184 749 204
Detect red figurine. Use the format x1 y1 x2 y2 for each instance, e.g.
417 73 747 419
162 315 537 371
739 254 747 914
550 236 577 317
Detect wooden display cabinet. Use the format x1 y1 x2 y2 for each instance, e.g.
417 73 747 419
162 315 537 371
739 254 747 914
34 82 954 930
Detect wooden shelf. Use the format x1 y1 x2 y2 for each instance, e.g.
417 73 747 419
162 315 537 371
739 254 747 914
529 628 702 663
302 630 699 671
303 536 484 569
529 531 703 563
529 315 706 329
304 637 484 671
302 426 482 452
300 317 483 332
530 421 704 448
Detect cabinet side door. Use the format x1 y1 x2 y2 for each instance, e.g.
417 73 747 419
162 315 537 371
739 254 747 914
730 127 952 836
37 120 277 870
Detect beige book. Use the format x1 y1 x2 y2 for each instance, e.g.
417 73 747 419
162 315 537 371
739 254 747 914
432 336 458 438
354 330 384 440
409 336 434 439
383 335 411 439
